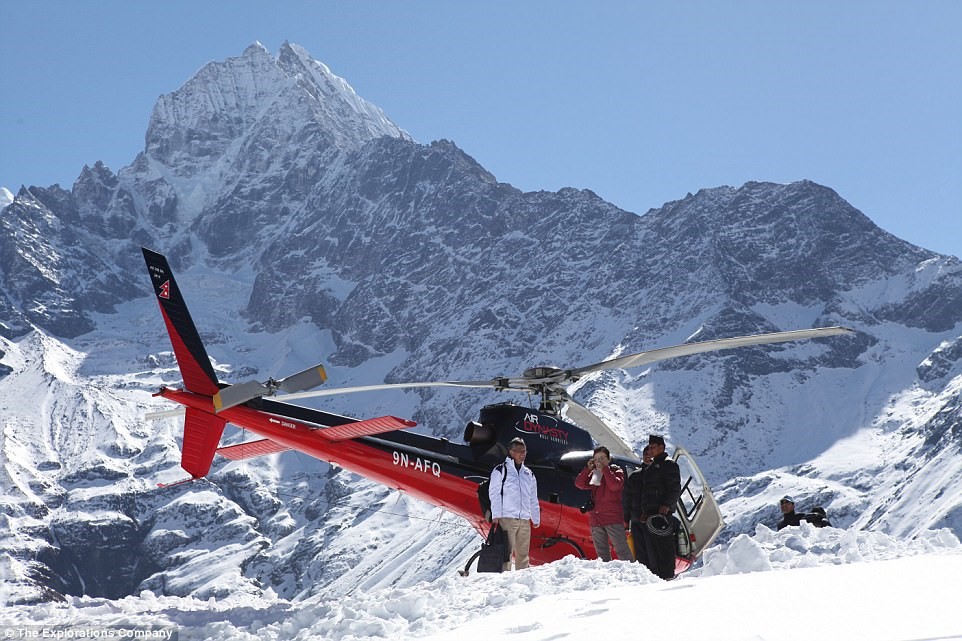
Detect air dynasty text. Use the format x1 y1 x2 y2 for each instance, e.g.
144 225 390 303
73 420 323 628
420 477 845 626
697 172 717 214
517 412 569 445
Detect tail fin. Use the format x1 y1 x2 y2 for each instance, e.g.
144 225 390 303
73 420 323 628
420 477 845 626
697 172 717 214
182 408 227 478
142 248 220 396
143 248 225 479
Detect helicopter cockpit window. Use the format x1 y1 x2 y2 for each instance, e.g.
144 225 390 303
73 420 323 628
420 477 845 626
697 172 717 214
675 453 705 520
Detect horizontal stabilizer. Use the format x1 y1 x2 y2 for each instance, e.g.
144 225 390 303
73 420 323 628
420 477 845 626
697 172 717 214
214 416 415 460
145 407 187 421
157 477 199 489
216 438 292 461
317 415 416 441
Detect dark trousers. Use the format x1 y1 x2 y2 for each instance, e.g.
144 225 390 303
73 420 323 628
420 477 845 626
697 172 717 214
630 521 649 567
638 524 676 580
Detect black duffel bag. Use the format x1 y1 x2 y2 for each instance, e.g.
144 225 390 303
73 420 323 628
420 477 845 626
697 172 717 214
477 523 508 573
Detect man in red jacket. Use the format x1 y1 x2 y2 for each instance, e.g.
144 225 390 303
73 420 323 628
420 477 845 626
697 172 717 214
575 446 634 561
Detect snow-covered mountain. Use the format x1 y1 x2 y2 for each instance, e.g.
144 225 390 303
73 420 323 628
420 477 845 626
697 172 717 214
2 41 961 612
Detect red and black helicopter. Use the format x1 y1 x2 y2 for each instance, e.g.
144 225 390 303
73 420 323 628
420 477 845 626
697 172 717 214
142 247 853 575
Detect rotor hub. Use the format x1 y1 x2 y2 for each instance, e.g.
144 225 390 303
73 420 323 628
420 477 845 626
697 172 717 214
523 366 564 380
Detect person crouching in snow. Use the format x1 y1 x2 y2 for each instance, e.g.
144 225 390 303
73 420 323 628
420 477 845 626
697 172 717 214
777 496 804 530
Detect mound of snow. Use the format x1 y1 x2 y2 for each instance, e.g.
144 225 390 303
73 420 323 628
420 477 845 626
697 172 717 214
3 524 961 641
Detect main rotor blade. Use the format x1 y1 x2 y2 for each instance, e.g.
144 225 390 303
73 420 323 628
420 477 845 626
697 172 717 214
279 379 500 401
277 364 328 394
564 399 638 459
213 380 269 412
568 326 854 378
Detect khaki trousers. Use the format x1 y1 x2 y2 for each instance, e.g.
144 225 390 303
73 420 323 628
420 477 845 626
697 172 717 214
499 517 532 570
591 524 634 562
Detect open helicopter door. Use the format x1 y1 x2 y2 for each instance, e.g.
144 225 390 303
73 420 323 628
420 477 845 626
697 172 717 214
672 446 724 573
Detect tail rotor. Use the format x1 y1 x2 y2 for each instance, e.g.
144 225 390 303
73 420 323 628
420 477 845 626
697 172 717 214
213 364 328 412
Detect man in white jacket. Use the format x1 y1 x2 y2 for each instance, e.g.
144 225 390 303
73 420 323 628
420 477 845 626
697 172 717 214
489 437 541 570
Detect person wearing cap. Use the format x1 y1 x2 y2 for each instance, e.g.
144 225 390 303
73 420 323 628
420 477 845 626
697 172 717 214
575 446 634 562
777 496 804 530
634 434 681 580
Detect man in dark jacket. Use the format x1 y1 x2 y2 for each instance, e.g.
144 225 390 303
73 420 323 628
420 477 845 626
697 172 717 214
777 496 804 530
632 435 681 580
804 506 832 528
624 445 652 566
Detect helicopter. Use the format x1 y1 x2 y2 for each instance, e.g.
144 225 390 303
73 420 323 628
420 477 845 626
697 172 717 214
142 247 853 575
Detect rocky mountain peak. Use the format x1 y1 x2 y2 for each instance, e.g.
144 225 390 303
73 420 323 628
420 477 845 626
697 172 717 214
639 180 939 307
144 42 409 181
275 41 410 143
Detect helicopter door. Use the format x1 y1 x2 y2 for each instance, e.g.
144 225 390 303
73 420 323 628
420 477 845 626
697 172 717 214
672 446 724 561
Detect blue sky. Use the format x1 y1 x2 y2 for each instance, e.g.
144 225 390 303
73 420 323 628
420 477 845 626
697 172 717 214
2 1 960 258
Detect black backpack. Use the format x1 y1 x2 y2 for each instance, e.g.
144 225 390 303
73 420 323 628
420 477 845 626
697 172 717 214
477 463 507 521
